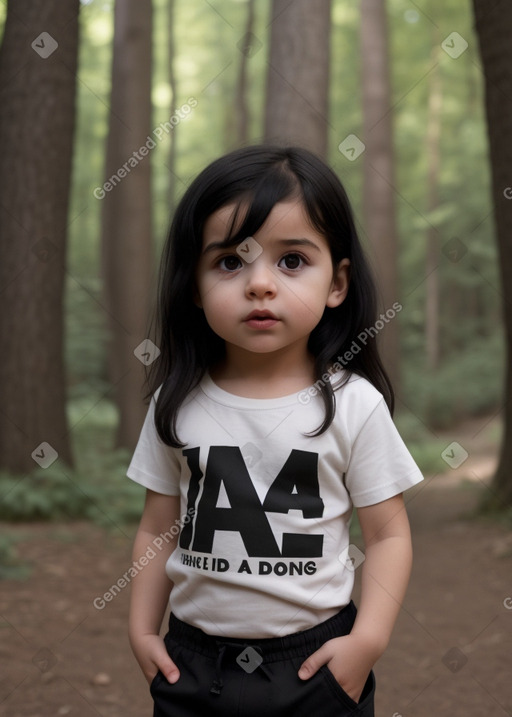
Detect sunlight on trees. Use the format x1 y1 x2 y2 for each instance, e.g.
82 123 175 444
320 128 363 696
0 0 508 508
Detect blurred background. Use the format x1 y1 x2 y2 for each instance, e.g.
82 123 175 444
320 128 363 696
0 1 511 715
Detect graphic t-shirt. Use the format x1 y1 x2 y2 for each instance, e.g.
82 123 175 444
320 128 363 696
127 371 423 638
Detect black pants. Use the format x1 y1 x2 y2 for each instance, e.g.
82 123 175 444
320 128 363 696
150 601 375 716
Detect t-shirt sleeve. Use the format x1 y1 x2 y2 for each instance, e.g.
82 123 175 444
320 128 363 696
345 398 423 507
126 390 181 496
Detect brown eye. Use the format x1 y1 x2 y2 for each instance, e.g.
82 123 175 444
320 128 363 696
279 253 304 270
219 255 242 271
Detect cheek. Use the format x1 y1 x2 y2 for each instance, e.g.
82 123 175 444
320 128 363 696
201 290 238 326
284 276 331 319
293 300 327 327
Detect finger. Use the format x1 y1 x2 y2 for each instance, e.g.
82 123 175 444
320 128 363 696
298 644 329 681
154 650 180 684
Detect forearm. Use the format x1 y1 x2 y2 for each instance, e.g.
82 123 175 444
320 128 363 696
350 533 413 656
127 491 182 683
298 496 414 702
129 527 175 640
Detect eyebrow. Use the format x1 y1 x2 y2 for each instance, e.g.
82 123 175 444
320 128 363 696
202 237 322 255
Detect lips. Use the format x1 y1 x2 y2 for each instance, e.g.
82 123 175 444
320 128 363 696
243 310 279 329
244 310 278 321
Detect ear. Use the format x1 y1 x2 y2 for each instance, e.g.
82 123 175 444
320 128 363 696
326 258 350 308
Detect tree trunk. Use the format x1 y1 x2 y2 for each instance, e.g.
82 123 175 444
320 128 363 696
360 0 401 393
473 0 512 508
264 0 331 158
425 38 442 371
234 0 256 146
100 0 153 450
168 0 178 213
0 0 79 472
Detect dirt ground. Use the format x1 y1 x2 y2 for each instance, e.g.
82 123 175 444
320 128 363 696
1 416 511 716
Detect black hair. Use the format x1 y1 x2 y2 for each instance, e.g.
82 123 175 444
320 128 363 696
144 145 393 447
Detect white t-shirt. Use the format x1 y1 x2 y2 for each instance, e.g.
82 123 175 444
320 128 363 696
127 371 423 638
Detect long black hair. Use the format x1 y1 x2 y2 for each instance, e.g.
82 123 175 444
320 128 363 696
144 145 393 447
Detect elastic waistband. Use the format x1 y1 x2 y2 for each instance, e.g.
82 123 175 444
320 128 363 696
167 601 357 663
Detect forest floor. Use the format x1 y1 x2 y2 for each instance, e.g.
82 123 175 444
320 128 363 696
0 414 511 717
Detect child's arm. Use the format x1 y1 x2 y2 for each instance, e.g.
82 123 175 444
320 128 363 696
129 489 182 685
298 493 413 702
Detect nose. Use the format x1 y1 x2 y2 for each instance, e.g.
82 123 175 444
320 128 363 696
244 262 277 299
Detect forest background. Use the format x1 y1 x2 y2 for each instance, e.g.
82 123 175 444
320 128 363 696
0 0 512 532
0 0 508 526
1 1 512 716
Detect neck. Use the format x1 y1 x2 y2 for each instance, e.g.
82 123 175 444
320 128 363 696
210 343 316 398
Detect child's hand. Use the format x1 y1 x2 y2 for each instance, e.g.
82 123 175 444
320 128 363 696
298 634 378 703
130 633 180 686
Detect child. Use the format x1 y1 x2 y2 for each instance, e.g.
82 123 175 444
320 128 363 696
127 145 423 716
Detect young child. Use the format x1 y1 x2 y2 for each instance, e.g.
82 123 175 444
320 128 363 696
127 145 423 716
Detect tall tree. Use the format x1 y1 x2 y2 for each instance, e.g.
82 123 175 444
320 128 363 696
473 0 512 508
167 0 178 213
0 0 80 472
264 0 331 158
234 0 256 146
425 35 442 372
360 0 401 392
100 0 153 449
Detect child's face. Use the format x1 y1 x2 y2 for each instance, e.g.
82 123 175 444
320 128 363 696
195 200 350 364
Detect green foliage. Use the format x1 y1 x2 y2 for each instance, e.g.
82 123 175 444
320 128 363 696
0 457 142 525
66 0 502 429
0 0 504 536
63 0 503 528
394 410 446 474
402 330 504 429
475 497 512 530
0 471 88 521
0 398 144 525
65 276 110 398
0 535 31 580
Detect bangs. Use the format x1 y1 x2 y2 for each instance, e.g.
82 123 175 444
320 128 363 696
217 162 302 249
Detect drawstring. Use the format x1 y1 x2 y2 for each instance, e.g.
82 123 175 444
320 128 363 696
210 643 226 695
209 643 271 695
